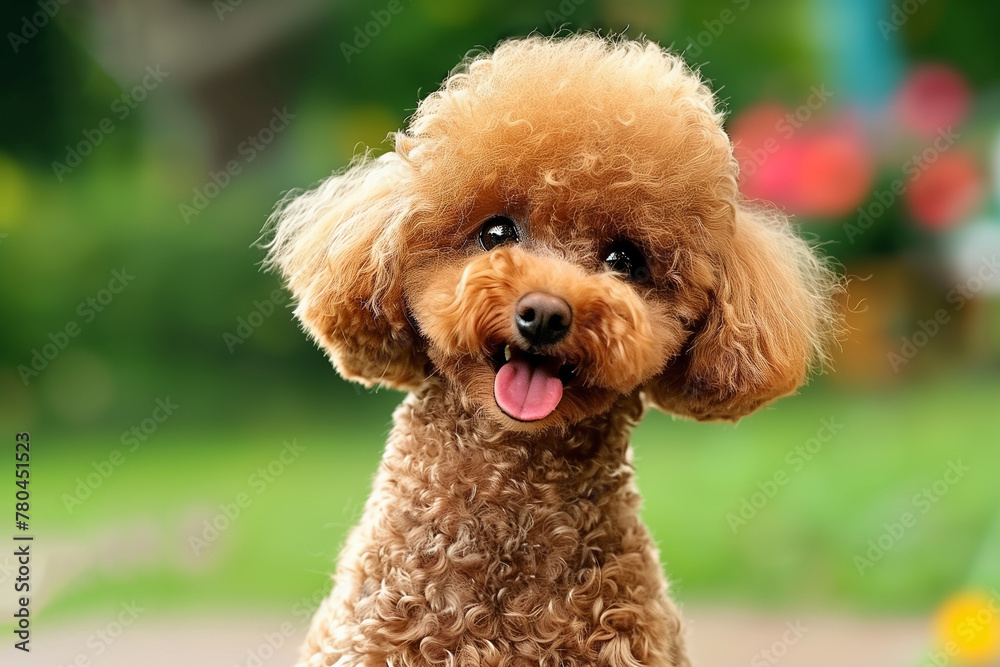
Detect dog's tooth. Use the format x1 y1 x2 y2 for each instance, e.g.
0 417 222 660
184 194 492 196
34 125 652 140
504 345 512 361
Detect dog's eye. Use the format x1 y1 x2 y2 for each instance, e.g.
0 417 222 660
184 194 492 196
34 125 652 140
479 216 519 251
603 240 651 283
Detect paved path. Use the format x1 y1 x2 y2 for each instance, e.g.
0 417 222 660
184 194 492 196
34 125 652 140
16 607 935 667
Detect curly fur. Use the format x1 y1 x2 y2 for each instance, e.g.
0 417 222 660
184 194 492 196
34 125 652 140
266 34 841 667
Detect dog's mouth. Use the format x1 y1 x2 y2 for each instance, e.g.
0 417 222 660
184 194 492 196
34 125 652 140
489 344 576 422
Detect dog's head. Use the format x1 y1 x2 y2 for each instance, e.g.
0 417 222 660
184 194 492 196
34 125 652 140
267 36 840 431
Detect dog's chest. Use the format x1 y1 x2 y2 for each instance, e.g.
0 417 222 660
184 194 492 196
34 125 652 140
364 422 639 610
328 396 679 665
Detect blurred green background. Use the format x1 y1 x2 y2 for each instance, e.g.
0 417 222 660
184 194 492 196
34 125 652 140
2 0 1000 664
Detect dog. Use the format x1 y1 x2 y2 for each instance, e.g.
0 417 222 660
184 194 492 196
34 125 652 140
267 34 840 667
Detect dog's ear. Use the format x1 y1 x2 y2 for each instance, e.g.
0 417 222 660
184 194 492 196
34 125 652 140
645 204 839 422
265 152 428 390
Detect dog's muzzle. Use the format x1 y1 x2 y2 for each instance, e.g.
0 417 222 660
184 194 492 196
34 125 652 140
494 291 574 422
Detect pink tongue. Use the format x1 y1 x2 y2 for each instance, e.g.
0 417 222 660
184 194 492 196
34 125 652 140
494 356 564 421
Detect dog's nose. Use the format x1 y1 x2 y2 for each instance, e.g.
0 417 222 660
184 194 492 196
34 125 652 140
515 292 572 347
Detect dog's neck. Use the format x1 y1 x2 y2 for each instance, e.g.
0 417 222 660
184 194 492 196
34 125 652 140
382 377 645 503
322 376 682 667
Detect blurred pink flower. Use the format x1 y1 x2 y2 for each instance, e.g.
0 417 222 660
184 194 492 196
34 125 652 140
732 103 799 207
894 65 971 137
743 140 807 208
796 132 873 217
905 151 983 229
731 104 787 158
732 103 872 218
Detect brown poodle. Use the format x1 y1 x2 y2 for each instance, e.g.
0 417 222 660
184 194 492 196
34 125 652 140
267 34 840 667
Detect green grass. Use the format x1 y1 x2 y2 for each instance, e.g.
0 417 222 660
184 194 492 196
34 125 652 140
29 376 1000 623
635 376 1000 610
